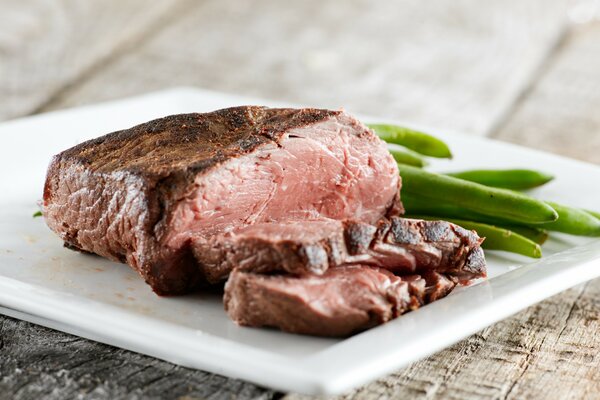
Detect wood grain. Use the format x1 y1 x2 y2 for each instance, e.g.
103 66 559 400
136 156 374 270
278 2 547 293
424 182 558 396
491 23 600 164
0 315 278 400
0 0 191 121
39 0 569 136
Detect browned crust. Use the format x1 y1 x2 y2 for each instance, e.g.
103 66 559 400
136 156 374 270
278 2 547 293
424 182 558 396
381 217 486 279
193 217 486 284
52 107 340 198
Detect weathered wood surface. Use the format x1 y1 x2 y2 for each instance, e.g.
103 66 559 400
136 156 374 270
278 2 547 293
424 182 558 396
0 316 277 400
2 1 600 399
492 23 600 164
36 0 569 136
0 0 191 121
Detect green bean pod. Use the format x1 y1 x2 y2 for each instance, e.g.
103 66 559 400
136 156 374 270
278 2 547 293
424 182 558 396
409 215 542 258
388 147 428 168
442 170 600 236
584 209 600 220
398 164 558 224
368 124 452 158
504 225 549 245
445 169 554 190
402 196 548 244
537 202 600 236
401 193 483 221
403 194 600 237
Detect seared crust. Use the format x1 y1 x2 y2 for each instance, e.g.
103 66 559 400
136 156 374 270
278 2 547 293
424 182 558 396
193 217 486 283
55 107 337 178
380 217 486 280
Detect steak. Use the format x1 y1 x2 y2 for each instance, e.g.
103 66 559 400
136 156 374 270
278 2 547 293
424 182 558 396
193 217 485 283
43 107 400 294
224 266 457 336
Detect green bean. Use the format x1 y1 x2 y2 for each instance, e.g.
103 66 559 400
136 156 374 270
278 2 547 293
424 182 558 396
505 225 549 245
446 169 554 190
442 170 600 236
398 164 558 224
402 193 482 220
584 209 600 220
402 193 515 224
388 147 428 168
402 195 548 244
409 215 542 258
537 202 600 236
368 124 452 158
403 194 600 237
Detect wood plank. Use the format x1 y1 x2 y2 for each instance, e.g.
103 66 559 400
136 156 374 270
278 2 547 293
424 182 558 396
0 315 278 399
491 23 600 163
40 0 570 136
0 0 190 121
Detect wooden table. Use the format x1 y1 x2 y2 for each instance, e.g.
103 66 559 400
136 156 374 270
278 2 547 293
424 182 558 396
1 1 599 399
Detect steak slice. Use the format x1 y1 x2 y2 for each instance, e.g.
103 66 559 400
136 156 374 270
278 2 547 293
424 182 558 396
224 266 457 336
43 107 400 294
192 216 486 283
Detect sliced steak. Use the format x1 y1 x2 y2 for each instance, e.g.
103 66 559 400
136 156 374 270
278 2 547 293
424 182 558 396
43 107 400 294
375 217 486 280
224 266 457 336
192 216 486 283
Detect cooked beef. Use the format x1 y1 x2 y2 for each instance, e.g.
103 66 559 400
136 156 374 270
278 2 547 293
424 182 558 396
423 269 458 301
192 216 486 283
224 266 457 336
43 107 400 294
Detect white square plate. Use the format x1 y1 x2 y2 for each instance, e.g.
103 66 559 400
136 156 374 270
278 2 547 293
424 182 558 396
1 88 599 395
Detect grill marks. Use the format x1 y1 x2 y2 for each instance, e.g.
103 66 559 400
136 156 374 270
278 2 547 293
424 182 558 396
192 217 486 284
206 217 486 337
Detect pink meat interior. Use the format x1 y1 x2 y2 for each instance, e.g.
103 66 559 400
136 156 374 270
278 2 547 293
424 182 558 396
215 219 342 242
166 115 399 248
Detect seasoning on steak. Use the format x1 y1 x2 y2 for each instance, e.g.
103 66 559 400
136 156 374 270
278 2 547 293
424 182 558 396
192 216 486 283
224 266 457 336
42 107 401 295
